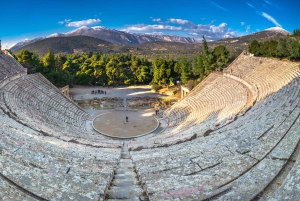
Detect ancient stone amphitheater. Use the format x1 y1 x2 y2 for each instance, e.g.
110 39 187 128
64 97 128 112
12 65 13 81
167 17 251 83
0 50 300 201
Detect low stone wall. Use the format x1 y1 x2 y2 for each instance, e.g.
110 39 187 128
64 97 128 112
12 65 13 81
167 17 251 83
60 85 70 98
74 97 176 109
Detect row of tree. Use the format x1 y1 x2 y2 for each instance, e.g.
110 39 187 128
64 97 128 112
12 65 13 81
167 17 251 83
248 30 300 60
152 36 230 85
14 36 231 88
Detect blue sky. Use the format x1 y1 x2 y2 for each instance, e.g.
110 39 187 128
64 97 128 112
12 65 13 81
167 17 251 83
0 0 299 49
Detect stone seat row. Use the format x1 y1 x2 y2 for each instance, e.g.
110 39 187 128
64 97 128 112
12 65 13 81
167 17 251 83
129 74 249 149
0 108 121 200
0 74 90 134
0 54 25 75
130 91 300 200
145 56 300 148
127 56 300 199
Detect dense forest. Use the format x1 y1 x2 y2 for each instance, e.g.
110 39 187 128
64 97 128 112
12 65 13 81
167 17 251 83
14 36 231 89
248 29 300 60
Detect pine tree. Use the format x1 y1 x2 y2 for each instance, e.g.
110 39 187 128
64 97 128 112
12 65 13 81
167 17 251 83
42 49 55 74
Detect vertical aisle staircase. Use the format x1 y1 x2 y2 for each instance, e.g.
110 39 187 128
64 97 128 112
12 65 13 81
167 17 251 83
105 142 148 200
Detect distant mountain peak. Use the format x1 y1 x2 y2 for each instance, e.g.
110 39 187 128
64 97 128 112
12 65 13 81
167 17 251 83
47 33 64 38
10 26 197 51
264 27 290 35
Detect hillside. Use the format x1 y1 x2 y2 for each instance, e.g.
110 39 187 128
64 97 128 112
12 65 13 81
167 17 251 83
208 27 290 55
10 26 197 51
13 36 129 56
12 27 290 59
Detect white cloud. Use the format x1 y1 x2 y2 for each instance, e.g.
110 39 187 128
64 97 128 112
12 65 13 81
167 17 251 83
169 18 195 27
246 2 255 9
187 22 237 40
122 24 183 32
241 22 245 26
1 42 15 50
66 19 101 27
151 18 162 23
210 1 229 12
246 2 281 28
121 18 238 41
264 0 278 8
58 19 71 25
261 12 281 27
144 32 164 35
245 25 251 33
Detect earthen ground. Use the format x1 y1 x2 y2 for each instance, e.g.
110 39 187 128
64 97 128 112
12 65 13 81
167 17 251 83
70 85 171 138
69 85 166 100
92 109 158 138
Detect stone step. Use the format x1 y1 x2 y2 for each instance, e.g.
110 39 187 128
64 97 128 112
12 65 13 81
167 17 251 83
105 143 147 200
118 163 134 169
107 198 140 201
106 186 144 199
112 179 140 186
121 153 131 159
114 171 137 179
115 168 135 175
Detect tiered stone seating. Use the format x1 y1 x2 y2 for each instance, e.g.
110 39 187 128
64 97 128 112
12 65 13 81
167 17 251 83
129 73 249 149
130 79 300 200
0 176 34 200
0 53 26 88
0 73 122 147
1 74 86 133
0 108 120 200
1 50 300 199
224 54 300 102
128 55 300 200
0 54 25 75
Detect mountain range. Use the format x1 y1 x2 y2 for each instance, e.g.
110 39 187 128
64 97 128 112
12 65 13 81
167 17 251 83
11 26 290 59
10 26 197 51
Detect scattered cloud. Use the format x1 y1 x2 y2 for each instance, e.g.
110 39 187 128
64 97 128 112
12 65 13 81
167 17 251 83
67 18 101 27
261 12 281 27
200 18 206 21
188 22 237 40
169 18 195 27
122 18 237 41
151 17 162 23
246 2 255 9
58 18 101 27
246 1 281 28
264 0 278 8
144 32 164 35
210 1 229 12
189 33 199 36
122 24 183 32
241 22 250 32
58 19 71 25
245 25 251 33
1 42 15 50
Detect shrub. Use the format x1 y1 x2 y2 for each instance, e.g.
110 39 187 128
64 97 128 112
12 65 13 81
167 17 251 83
152 84 161 92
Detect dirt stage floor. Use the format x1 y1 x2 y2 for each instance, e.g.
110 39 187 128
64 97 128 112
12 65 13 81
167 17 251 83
70 85 170 138
92 109 159 138
69 85 166 100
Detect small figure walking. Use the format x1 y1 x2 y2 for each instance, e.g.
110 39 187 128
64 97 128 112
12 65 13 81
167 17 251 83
126 116 128 122
105 91 106 95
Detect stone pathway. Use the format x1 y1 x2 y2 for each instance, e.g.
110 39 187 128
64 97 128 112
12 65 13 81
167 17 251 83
105 142 148 200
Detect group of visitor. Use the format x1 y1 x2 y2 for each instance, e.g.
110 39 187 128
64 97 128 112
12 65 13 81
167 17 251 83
92 89 106 94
